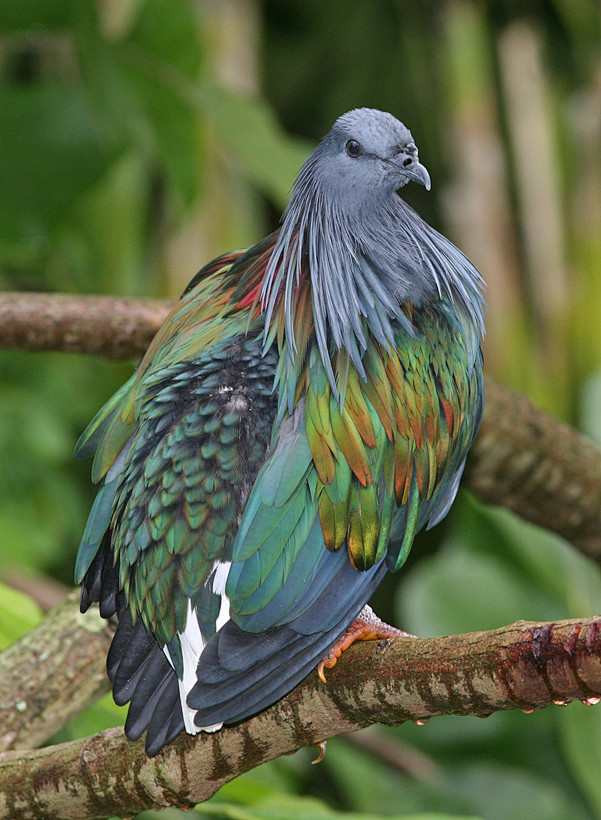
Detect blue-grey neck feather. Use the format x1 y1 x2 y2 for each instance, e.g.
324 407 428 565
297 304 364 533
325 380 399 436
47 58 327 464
261 137 485 400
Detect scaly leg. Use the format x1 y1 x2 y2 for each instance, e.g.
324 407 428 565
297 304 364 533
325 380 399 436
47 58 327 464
317 605 415 682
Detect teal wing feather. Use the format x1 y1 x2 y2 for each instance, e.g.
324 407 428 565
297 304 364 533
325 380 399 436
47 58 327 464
74 376 137 583
225 298 482 638
226 401 320 628
74 376 136 462
225 395 380 638
75 462 123 584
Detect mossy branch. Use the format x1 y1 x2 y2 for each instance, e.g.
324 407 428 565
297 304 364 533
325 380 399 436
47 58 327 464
1 614 600 819
0 590 112 754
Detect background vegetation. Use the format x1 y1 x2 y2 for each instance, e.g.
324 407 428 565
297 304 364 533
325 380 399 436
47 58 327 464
1 1 601 818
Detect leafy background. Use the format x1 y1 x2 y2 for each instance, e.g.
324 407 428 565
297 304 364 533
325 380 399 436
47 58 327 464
1 1 601 818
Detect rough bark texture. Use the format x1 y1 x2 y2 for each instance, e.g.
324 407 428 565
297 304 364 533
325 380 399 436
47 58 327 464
0 590 112 753
466 378 601 559
0 292 171 359
1 616 600 820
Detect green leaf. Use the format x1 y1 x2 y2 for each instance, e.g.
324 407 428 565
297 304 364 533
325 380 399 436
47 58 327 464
209 760 305 808
0 509 62 574
70 0 204 215
117 0 204 208
63 152 150 296
0 582 43 650
60 691 128 741
463 498 601 611
0 85 123 246
444 761 589 820
558 702 601 817
127 0 202 78
197 794 479 820
0 0 73 30
194 804 264 820
198 87 313 208
396 539 558 637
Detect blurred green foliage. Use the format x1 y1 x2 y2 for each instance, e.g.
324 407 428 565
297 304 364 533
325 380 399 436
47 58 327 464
1 1 601 818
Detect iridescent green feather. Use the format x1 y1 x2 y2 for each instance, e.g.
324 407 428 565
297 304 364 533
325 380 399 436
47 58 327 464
296 299 482 575
109 336 278 646
227 405 316 612
75 241 281 652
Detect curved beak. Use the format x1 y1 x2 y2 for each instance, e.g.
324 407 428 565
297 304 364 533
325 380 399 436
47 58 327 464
404 160 431 191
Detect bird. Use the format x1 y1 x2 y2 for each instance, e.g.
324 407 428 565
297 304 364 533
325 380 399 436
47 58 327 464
75 107 485 757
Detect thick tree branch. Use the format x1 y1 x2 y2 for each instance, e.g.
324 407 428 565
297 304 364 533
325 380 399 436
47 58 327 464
1 292 600 555
1 615 600 819
0 292 171 359
0 590 112 753
466 379 601 559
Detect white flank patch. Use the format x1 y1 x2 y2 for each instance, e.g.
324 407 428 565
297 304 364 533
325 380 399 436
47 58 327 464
162 599 206 734
209 560 231 596
163 563 232 735
215 588 231 631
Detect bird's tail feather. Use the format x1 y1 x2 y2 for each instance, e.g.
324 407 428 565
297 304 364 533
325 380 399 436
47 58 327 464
107 608 186 756
80 538 185 756
188 560 388 727
81 537 387 755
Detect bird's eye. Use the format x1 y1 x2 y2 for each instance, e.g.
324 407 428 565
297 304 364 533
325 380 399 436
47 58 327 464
345 139 363 158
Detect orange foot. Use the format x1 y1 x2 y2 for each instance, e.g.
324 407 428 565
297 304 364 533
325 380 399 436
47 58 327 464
317 605 415 683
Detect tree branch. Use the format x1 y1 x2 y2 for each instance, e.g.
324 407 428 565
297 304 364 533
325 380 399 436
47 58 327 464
466 379 601 560
0 590 112 753
1 615 600 819
0 292 171 359
1 292 600 556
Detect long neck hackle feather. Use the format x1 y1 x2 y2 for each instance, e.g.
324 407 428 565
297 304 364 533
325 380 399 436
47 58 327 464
260 140 485 408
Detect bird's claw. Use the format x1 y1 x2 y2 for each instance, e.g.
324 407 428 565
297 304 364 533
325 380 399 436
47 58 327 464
311 740 327 764
317 605 415 682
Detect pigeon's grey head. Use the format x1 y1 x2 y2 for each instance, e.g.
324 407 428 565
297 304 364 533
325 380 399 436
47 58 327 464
306 108 431 204
263 108 483 404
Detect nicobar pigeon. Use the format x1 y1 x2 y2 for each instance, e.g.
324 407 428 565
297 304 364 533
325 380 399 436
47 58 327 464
75 108 485 756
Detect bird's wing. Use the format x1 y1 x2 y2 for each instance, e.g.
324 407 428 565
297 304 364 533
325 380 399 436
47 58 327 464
74 236 277 585
225 395 356 634
109 334 278 650
187 300 482 729
189 392 388 724
225 299 483 636
223 299 482 636
77 331 279 753
186 347 390 727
